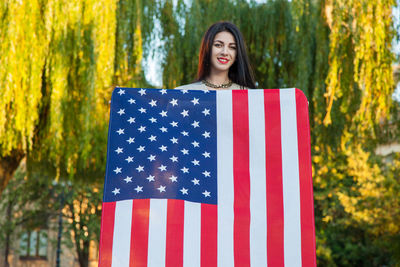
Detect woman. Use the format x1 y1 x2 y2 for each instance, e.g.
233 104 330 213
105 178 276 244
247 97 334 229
175 21 256 90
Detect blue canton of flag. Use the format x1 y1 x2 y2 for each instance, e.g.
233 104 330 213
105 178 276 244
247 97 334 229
104 87 218 204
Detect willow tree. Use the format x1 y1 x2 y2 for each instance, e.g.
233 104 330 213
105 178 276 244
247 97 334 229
0 0 157 194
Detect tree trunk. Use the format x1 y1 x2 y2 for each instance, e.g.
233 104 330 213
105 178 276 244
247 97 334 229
77 240 90 267
0 150 24 195
3 199 13 267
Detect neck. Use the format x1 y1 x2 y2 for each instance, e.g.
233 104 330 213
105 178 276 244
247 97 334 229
206 69 230 85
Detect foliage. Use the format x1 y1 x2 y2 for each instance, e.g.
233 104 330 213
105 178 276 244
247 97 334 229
0 164 104 267
0 164 58 266
62 180 103 267
0 0 156 193
0 0 399 265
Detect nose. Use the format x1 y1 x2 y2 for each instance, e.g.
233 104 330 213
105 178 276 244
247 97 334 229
221 46 228 55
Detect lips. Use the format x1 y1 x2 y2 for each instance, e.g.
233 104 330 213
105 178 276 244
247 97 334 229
217 57 229 64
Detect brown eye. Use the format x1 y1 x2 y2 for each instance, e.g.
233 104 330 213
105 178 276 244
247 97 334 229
230 46 237 50
214 43 222 48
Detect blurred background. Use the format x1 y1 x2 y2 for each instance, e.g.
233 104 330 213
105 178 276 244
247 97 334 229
0 0 399 266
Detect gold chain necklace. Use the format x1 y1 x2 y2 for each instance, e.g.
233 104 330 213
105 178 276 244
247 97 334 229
202 79 233 89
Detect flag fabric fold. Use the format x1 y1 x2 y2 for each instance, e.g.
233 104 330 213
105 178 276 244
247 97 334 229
99 87 316 267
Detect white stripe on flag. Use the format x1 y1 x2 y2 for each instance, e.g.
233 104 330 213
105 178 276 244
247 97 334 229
183 201 201 267
280 88 302 266
112 200 133 267
248 90 268 267
147 199 168 267
216 90 235 267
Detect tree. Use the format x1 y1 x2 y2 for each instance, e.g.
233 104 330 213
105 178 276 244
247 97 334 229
0 164 56 267
0 0 157 194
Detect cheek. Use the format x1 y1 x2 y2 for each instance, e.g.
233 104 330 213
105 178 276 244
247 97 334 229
212 48 221 58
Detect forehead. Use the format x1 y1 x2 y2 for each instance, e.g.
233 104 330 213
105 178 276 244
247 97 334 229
213 31 236 44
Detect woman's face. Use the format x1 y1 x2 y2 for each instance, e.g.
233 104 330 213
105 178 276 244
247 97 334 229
210 31 237 74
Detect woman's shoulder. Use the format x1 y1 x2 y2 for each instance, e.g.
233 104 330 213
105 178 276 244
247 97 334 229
174 81 205 90
231 82 250 90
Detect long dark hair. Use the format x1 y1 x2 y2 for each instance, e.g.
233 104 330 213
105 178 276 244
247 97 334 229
197 21 256 89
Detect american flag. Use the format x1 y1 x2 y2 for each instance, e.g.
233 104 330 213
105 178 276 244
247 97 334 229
99 87 316 267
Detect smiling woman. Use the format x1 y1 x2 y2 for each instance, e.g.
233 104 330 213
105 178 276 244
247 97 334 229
175 21 256 90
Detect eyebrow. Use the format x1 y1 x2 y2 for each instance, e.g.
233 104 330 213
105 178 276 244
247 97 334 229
214 40 236 45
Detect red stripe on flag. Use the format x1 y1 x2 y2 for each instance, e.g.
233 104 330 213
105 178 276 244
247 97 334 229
165 199 184 267
232 90 251 266
99 202 116 267
130 199 150 267
264 89 285 267
201 204 217 267
295 89 317 267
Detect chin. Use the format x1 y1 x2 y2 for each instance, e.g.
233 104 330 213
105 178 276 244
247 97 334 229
212 63 233 72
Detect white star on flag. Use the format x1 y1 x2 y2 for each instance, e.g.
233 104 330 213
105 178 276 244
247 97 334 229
202 170 210 177
138 88 146 95
138 107 146 113
127 117 135 124
202 190 210 197
158 165 167 172
169 175 178 182
126 137 135 144
157 185 166 193
170 155 178 162
113 167 122 174
125 156 134 163
191 97 199 105
136 165 144 172
181 110 189 117
134 186 143 193
112 188 120 195
137 146 145 152
159 145 167 152
191 178 200 185
191 121 200 128
147 155 156 161
170 98 178 106
124 176 132 183
170 121 178 127
117 109 125 115
191 141 200 147
149 99 157 107
117 89 125 95
116 129 124 135
128 98 135 104
148 135 157 142
202 151 210 158
146 175 155 182
202 108 210 116
202 131 210 138
180 187 188 195
115 147 123 154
